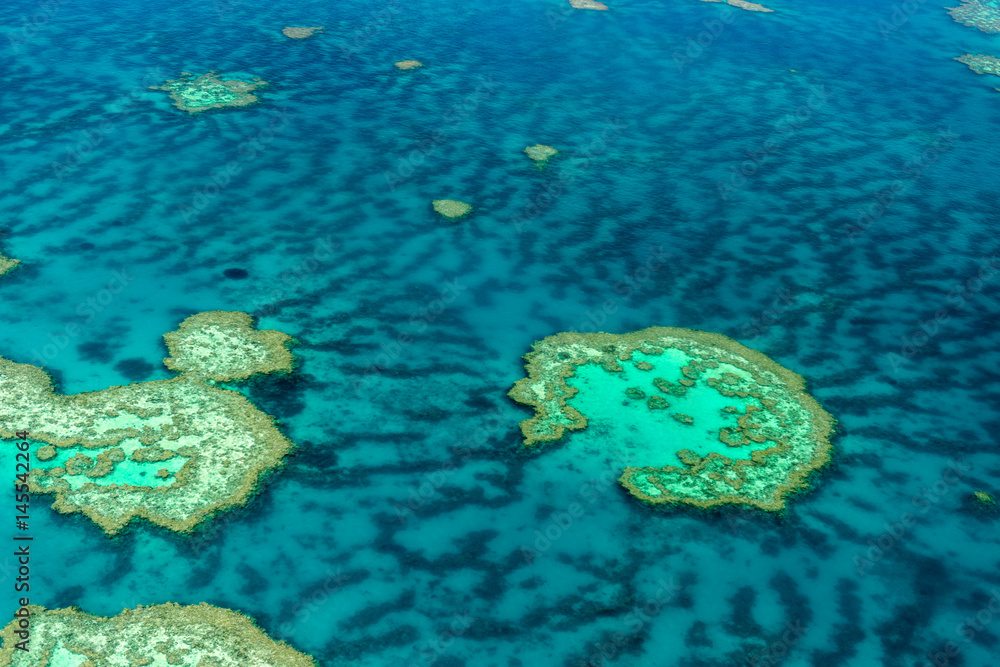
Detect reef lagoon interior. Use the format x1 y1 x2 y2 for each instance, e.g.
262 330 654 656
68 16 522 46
1 0 999 664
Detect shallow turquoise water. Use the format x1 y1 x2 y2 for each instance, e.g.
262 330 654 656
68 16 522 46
32 439 184 489
564 351 763 463
1 0 1000 665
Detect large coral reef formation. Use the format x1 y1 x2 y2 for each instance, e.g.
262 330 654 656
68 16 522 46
508 327 835 512
947 5 1000 93
947 0 1000 33
150 71 268 113
0 311 297 535
0 603 317 666
956 53 1000 75
164 310 295 382
955 52 1000 91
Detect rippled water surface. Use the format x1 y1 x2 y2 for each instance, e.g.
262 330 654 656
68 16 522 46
1 0 999 664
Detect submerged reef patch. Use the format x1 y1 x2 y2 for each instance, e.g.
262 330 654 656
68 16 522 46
0 233 18 276
0 311 298 534
508 327 835 511
0 255 17 276
163 310 295 382
969 491 998 516
0 603 317 666
524 144 559 166
150 71 268 113
282 26 323 39
699 0 774 12
394 59 424 70
955 53 1000 76
973 491 996 506
432 199 473 219
569 0 609 10
947 0 1000 32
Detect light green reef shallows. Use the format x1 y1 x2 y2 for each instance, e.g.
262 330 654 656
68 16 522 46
0 235 18 275
524 144 558 167
508 327 836 511
0 603 317 666
163 311 295 382
150 71 268 113
0 256 17 276
431 199 473 220
0 311 297 535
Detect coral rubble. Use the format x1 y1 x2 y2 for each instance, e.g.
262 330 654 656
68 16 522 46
508 327 835 511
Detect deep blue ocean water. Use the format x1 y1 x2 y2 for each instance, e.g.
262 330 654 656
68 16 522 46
1 0 999 664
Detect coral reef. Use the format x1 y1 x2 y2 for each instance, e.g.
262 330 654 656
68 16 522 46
150 71 268 113
63 454 94 476
969 491 998 516
524 144 559 166
947 0 1000 33
699 0 774 12
973 491 996 506
394 60 424 70
0 232 18 276
0 254 17 276
0 311 298 534
955 53 1000 76
570 0 609 9
163 310 295 382
647 395 669 410
282 26 324 39
625 387 646 400
0 603 317 666
508 327 835 511
432 199 473 219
